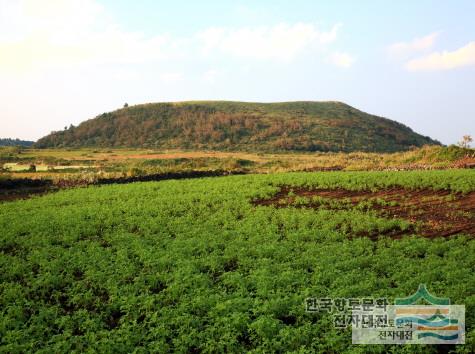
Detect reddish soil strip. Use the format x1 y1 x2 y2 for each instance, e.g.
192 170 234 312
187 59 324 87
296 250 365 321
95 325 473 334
253 186 475 238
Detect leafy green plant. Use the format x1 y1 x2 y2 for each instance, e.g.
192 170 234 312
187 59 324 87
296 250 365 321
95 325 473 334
0 170 474 352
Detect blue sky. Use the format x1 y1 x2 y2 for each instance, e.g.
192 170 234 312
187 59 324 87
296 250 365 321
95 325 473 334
1 0 474 145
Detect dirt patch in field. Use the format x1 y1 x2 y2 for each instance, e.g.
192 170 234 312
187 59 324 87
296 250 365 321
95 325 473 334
453 156 475 169
253 186 475 238
0 178 57 202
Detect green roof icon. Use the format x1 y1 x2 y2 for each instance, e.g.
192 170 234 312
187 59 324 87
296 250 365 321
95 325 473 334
395 284 450 305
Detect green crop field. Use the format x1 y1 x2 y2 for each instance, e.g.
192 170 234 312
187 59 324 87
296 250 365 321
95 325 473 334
1 170 474 353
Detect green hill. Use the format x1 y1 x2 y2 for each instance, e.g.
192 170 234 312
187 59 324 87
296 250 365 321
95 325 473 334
35 101 440 152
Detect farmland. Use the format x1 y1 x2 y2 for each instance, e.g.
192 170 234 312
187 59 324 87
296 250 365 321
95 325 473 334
1 145 474 203
3 0 474 352
1 145 474 183
1 170 474 352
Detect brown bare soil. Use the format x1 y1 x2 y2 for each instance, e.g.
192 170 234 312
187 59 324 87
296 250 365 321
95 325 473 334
253 186 475 238
0 187 57 202
0 178 56 202
453 156 475 169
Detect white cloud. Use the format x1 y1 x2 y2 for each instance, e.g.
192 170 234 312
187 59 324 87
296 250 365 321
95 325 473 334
202 69 219 84
197 23 342 61
406 42 475 71
387 32 439 58
0 0 180 73
328 52 355 68
0 0 104 42
160 72 184 83
0 1 348 76
112 69 140 81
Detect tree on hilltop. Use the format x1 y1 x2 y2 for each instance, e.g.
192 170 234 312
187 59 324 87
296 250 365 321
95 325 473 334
458 135 473 149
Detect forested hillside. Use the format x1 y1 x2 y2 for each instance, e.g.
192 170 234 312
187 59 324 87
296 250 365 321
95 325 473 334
0 138 34 147
36 101 440 152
